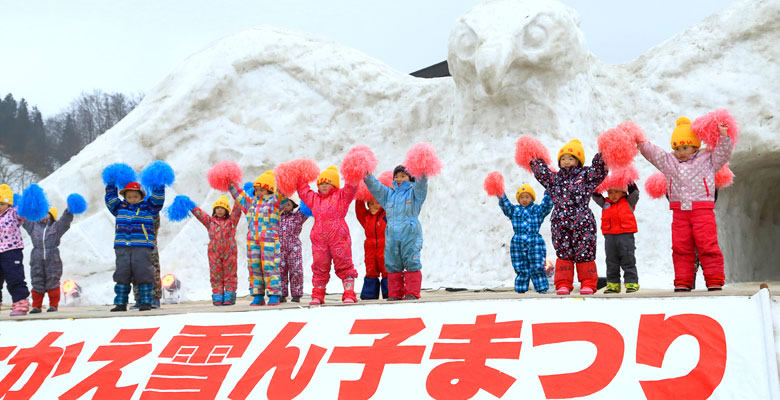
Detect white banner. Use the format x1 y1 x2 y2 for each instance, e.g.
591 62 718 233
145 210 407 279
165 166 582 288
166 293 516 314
0 290 778 399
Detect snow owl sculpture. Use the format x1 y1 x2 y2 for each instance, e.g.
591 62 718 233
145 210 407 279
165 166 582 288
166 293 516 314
32 0 779 304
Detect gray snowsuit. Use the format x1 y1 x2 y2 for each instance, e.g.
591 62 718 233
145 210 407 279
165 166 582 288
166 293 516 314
22 210 74 292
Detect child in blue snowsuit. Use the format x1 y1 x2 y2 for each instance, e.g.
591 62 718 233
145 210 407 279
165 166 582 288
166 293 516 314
363 165 427 301
497 184 552 294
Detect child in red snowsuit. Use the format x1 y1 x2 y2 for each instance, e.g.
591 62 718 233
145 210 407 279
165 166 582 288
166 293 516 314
355 199 387 299
296 165 359 305
637 117 732 291
190 195 242 305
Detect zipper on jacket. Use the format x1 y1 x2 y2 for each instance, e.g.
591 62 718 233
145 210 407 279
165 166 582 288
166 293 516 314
703 178 710 197
137 208 149 241
42 224 48 261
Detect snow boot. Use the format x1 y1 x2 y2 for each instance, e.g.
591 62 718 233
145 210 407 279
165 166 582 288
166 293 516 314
403 271 422 300
151 298 161 309
291 296 301 303
223 291 236 305
310 287 326 306
556 287 571 295
47 288 61 309
387 272 404 301
10 298 30 316
47 306 58 312
579 287 594 295
250 294 265 306
554 259 575 294
575 261 598 293
625 283 639 293
212 292 224 306
30 307 42 314
31 290 45 309
604 282 621 294
342 278 357 304
110 304 127 312
279 296 287 303
360 277 380 300
380 277 388 299
138 304 152 311
267 295 280 305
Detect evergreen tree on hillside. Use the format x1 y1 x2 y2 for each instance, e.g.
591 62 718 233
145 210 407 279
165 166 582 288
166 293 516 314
57 113 81 165
10 99 31 155
0 94 17 146
27 106 49 174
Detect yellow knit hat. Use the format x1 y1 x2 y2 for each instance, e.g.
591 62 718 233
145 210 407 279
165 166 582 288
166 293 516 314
253 170 275 193
317 165 340 188
558 139 586 166
0 184 13 205
212 195 231 213
49 207 58 221
516 184 536 202
670 116 700 149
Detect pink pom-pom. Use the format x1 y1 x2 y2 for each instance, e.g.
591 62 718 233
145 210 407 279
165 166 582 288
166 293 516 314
598 121 642 169
274 159 320 196
595 165 639 193
644 172 668 199
692 109 738 149
294 159 320 183
483 171 505 197
714 163 735 189
515 136 551 173
378 170 393 187
404 142 442 178
207 161 242 192
340 145 377 185
355 181 374 202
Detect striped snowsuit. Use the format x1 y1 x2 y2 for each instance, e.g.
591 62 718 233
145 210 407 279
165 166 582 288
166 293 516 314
229 184 281 296
499 192 552 293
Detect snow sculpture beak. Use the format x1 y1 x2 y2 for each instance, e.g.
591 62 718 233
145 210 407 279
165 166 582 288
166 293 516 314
474 42 512 96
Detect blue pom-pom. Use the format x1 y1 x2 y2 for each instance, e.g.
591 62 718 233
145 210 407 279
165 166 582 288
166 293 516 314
102 163 136 187
13 193 22 207
243 181 255 197
18 184 50 221
299 200 312 217
67 193 88 215
141 160 175 188
166 195 197 222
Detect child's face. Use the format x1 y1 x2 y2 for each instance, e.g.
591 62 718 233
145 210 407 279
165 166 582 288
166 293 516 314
256 187 272 197
674 145 698 161
607 189 626 202
0 202 9 213
518 192 533 207
559 154 579 169
368 200 381 215
394 171 411 185
318 182 334 195
124 190 143 204
282 201 293 213
214 207 227 218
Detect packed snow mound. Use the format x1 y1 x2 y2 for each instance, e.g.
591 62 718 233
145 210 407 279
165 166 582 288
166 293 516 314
20 0 778 304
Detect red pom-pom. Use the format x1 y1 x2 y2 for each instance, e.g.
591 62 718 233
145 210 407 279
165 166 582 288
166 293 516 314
274 159 320 196
644 172 668 199
404 142 442 178
595 165 639 193
598 121 642 169
355 181 374 201
341 145 377 185
483 171 505 197
378 170 393 187
692 109 738 149
207 161 242 192
515 136 551 173
714 163 735 189
294 159 320 183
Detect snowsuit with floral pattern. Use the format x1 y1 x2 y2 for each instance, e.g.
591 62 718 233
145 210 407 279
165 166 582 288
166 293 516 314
0 206 29 304
531 153 607 291
192 204 242 295
278 209 308 298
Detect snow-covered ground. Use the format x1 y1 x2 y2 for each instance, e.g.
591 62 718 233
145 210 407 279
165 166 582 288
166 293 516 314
2 0 777 305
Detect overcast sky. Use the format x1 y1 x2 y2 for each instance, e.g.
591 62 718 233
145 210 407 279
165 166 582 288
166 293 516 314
0 0 736 115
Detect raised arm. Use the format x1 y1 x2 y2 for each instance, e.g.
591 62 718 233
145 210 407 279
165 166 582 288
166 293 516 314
627 182 640 210
412 175 428 203
296 179 317 211
710 135 733 172
340 182 358 206
191 206 212 228
51 209 75 240
638 141 673 175
105 185 121 216
363 174 391 208
591 193 606 208
146 185 166 215
354 200 369 226
538 190 553 218
530 158 554 189
498 194 515 219
229 200 243 226
228 182 250 214
585 153 608 187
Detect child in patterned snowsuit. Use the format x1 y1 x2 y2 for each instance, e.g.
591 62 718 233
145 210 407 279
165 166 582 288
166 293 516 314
105 181 165 311
191 195 242 306
355 198 388 300
297 165 359 305
0 184 30 316
638 117 732 291
592 183 640 293
531 139 607 295
278 199 310 303
23 206 74 313
229 170 283 306
497 184 552 294
363 165 428 301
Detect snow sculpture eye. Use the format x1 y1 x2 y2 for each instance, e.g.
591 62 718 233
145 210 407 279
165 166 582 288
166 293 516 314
456 26 479 58
522 15 552 48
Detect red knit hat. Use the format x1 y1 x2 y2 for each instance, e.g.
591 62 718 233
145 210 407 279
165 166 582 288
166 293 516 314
119 182 146 198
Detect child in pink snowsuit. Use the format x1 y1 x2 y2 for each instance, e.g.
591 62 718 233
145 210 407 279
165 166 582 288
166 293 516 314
296 165 359 305
190 195 242 306
638 117 732 291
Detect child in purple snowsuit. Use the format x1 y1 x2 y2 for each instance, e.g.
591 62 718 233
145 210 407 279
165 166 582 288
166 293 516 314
278 199 310 303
